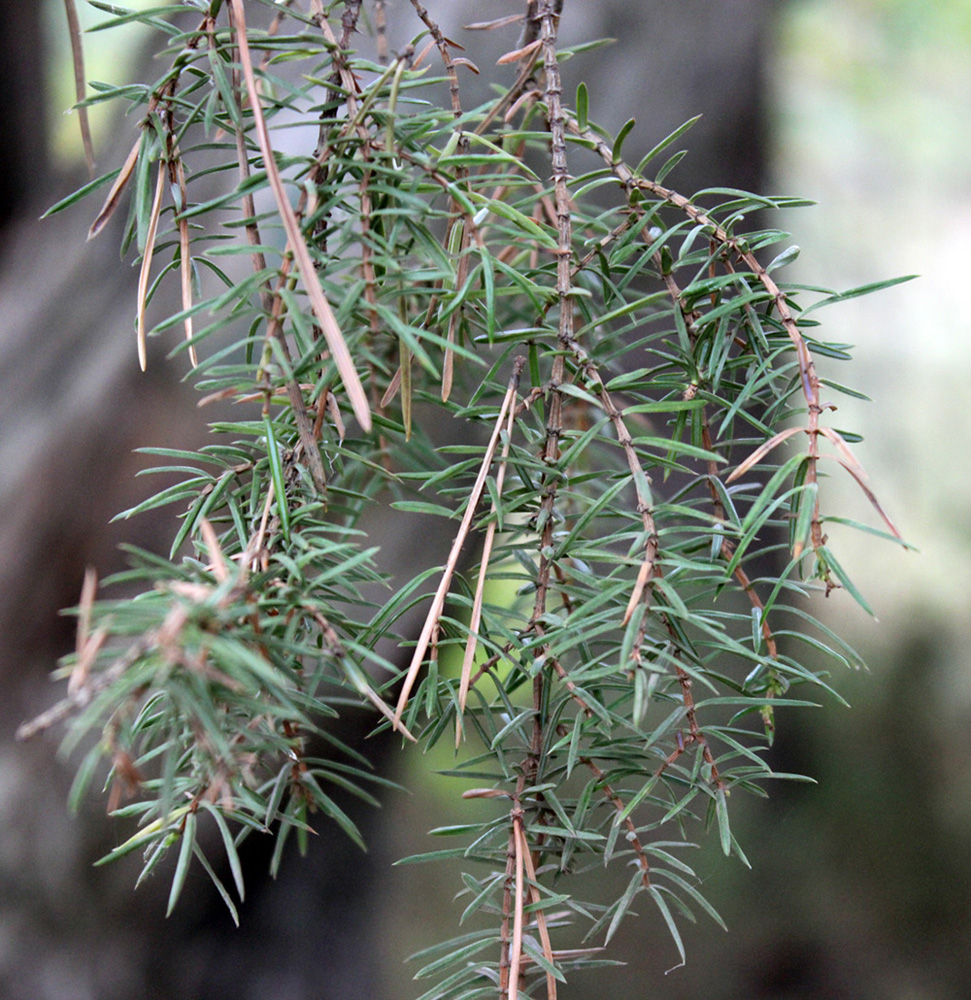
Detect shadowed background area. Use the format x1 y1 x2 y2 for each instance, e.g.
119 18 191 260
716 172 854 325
0 1 967 997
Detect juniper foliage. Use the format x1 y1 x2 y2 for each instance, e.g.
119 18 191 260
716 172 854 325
26 1 909 994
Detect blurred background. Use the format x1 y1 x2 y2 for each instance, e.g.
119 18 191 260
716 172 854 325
1 0 968 997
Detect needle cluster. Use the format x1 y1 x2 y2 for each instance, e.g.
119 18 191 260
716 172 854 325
26 1 909 994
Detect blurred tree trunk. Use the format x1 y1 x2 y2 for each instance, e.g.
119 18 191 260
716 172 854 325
548 0 774 196
0 2 773 997
0 2 48 232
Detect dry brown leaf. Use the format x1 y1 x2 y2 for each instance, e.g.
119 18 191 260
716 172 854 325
327 391 346 442
464 14 525 31
504 87 541 123
461 787 512 799
88 137 140 240
818 426 866 478
412 38 437 69
199 517 230 583
725 425 804 484
829 456 904 540
76 566 98 659
497 38 543 65
68 567 101 698
621 550 655 626
380 365 402 408
136 163 166 372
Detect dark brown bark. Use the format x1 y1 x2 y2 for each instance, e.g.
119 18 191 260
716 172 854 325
0 1 48 233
